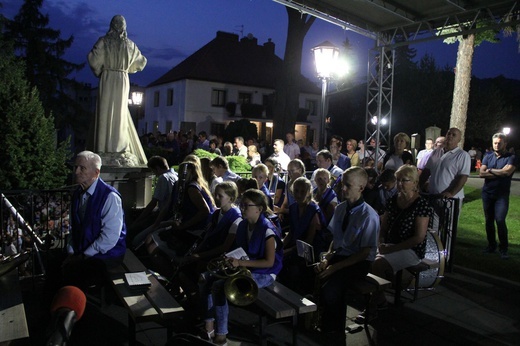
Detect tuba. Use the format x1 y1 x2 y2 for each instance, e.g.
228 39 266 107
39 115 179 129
207 256 258 306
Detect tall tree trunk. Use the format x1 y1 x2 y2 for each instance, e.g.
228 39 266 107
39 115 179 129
450 33 475 148
272 8 314 142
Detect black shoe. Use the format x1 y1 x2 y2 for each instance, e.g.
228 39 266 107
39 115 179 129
354 309 378 324
499 250 509 260
482 246 496 254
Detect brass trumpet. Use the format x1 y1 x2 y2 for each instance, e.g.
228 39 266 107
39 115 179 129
207 256 258 306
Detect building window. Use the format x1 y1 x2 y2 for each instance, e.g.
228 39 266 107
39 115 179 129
262 94 269 106
305 99 317 116
154 91 160 107
167 88 174 106
238 92 252 104
211 89 227 107
166 121 173 133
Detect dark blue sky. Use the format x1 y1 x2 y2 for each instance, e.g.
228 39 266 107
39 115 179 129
2 0 520 87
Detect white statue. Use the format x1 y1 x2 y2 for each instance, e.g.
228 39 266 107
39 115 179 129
87 15 147 167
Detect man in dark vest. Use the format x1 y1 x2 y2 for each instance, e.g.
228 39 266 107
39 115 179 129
63 151 126 289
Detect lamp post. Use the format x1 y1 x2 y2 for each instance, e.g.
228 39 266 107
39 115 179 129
312 41 340 150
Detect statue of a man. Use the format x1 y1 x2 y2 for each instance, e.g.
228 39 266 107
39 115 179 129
87 15 147 167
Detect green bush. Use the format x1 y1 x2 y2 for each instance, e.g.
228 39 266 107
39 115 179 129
192 149 218 160
225 155 251 172
191 149 251 173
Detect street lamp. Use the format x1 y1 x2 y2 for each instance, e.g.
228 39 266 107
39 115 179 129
130 91 144 133
312 41 340 149
502 127 511 136
131 91 143 106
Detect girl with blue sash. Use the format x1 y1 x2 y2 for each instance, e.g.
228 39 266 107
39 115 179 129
252 163 274 210
199 189 283 346
173 182 242 310
279 177 327 295
275 159 305 232
264 157 285 208
312 168 338 224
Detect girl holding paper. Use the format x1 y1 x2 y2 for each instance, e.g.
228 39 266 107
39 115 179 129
199 189 283 346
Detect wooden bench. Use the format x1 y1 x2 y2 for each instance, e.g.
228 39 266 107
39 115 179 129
249 273 391 345
110 250 184 345
348 273 392 328
249 280 316 346
394 258 439 306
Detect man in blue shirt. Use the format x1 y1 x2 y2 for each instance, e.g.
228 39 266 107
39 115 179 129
63 151 126 289
314 166 379 344
479 133 516 259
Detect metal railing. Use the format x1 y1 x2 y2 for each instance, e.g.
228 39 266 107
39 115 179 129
1 189 73 278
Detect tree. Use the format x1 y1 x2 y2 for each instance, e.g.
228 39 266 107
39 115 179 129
272 8 315 142
0 35 71 189
5 0 85 134
442 22 500 147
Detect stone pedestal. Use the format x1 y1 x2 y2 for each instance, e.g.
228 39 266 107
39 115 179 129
100 166 153 216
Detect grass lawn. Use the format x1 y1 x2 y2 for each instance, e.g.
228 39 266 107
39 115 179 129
453 185 520 283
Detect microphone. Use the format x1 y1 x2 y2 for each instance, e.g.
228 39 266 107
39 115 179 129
46 286 87 346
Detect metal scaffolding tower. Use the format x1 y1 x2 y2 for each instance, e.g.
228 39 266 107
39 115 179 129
364 36 395 171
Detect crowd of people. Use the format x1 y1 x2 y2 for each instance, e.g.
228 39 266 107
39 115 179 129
1 127 516 346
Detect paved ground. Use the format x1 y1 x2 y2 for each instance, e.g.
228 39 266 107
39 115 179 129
19 264 520 346
465 171 520 196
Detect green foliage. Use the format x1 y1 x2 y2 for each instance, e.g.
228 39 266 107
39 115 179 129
225 155 251 172
192 149 218 160
440 21 500 46
5 0 85 133
190 149 251 172
456 186 520 282
0 46 71 189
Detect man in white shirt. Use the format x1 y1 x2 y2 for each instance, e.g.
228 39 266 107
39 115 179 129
269 139 291 171
420 128 470 201
233 136 248 158
284 132 300 160
416 138 434 170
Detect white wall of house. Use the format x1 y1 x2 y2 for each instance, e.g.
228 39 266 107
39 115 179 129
139 78 321 143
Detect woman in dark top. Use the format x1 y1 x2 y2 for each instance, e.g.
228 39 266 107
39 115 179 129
369 164 432 310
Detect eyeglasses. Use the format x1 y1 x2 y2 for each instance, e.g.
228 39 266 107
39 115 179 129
396 179 412 183
240 203 259 209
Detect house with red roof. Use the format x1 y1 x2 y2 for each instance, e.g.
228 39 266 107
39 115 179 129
140 31 321 144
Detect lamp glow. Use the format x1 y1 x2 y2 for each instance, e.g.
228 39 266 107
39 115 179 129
131 91 143 106
312 41 340 149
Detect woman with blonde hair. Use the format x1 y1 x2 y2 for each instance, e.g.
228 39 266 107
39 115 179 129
383 132 413 171
248 145 262 167
363 164 432 319
346 138 360 167
145 161 216 276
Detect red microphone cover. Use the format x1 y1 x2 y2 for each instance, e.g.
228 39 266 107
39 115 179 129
50 286 87 320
